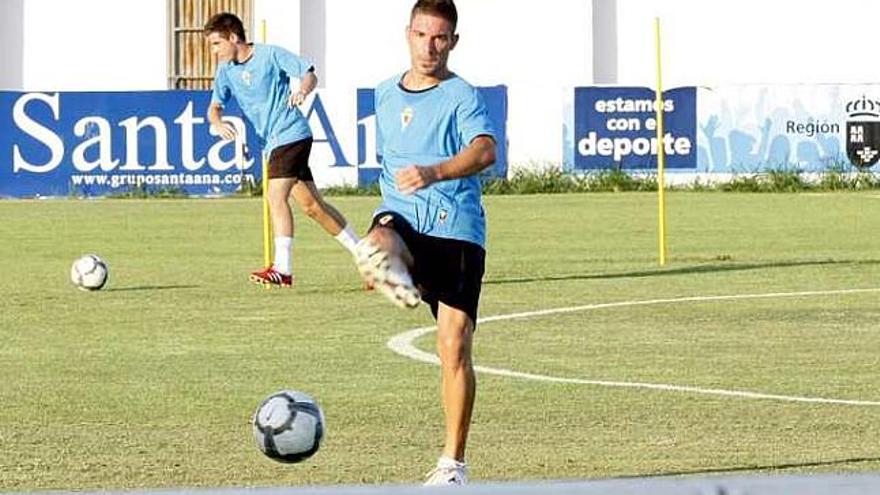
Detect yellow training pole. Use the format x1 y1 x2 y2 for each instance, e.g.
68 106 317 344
654 17 668 266
260 19 272 268
261 160 271 267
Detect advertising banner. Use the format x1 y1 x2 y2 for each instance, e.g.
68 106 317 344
1 86 508 198
565 84 880 174
567 86 697 171
696 85 880 173
0 91 260 197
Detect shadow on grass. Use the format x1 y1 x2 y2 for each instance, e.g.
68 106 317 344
106 284 200 292
622 455 880 478
483 259 880 286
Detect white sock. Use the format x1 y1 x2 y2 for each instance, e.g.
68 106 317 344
273 236 293 275
437 456 465 468
334 224 360 254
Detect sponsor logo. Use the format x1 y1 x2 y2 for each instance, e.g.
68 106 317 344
573 87 697 170
9 92 252 174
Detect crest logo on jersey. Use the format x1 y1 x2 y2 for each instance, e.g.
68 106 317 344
401 107 414 129
241 71 252 87
846 95 880 168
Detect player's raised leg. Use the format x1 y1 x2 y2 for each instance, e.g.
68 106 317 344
355 226 420 308
290 180 360 254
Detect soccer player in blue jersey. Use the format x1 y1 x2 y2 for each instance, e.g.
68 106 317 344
204 13 360 288
354 0 496 485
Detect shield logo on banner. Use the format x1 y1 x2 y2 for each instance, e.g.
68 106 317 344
846 121 880 168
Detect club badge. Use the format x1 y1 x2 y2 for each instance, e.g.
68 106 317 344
401 107 414 129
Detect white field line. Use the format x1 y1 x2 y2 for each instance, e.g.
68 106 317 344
387 288 880 406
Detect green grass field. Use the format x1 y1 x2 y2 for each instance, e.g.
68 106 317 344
1 192 879 491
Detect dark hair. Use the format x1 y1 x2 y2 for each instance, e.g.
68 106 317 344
410 0 458 32
204 12 246 42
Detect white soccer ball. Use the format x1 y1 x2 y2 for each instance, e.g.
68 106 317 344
253 390 325 463
70 254 109 291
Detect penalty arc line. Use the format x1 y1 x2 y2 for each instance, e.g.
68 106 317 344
387 287 880 407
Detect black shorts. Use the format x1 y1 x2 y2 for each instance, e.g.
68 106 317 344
369 211 486 324
268 137 314 181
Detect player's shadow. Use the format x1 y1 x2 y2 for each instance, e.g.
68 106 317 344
624 455 880 478
483 259 880 286
106 284 200 292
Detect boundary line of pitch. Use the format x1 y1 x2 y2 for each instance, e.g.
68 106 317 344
387 288 880 407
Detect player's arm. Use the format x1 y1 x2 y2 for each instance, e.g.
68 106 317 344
395 135 496 195
289 68 317 107
207 69 236 141
207 102 237 140
270 45 316 107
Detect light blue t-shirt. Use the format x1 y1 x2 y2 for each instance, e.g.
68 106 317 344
211 44 312 155
374 73 495 248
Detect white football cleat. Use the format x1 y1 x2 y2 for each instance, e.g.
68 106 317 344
355 239 421 309
424 458 468 486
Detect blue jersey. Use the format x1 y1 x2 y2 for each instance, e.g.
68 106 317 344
211 44 312 155
374 74 495 247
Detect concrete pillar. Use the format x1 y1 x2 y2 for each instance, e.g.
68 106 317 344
0 0 24 89
592 0 617 84
300 0 326 87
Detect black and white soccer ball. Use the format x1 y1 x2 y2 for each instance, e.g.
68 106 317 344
70 254 109 291
252 390 324 463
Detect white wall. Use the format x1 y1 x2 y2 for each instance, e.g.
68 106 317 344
320 0 593 167
15 0 297 91
458 1 592 167
254 0 301 54
617 0 880 87
20 0 166 91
